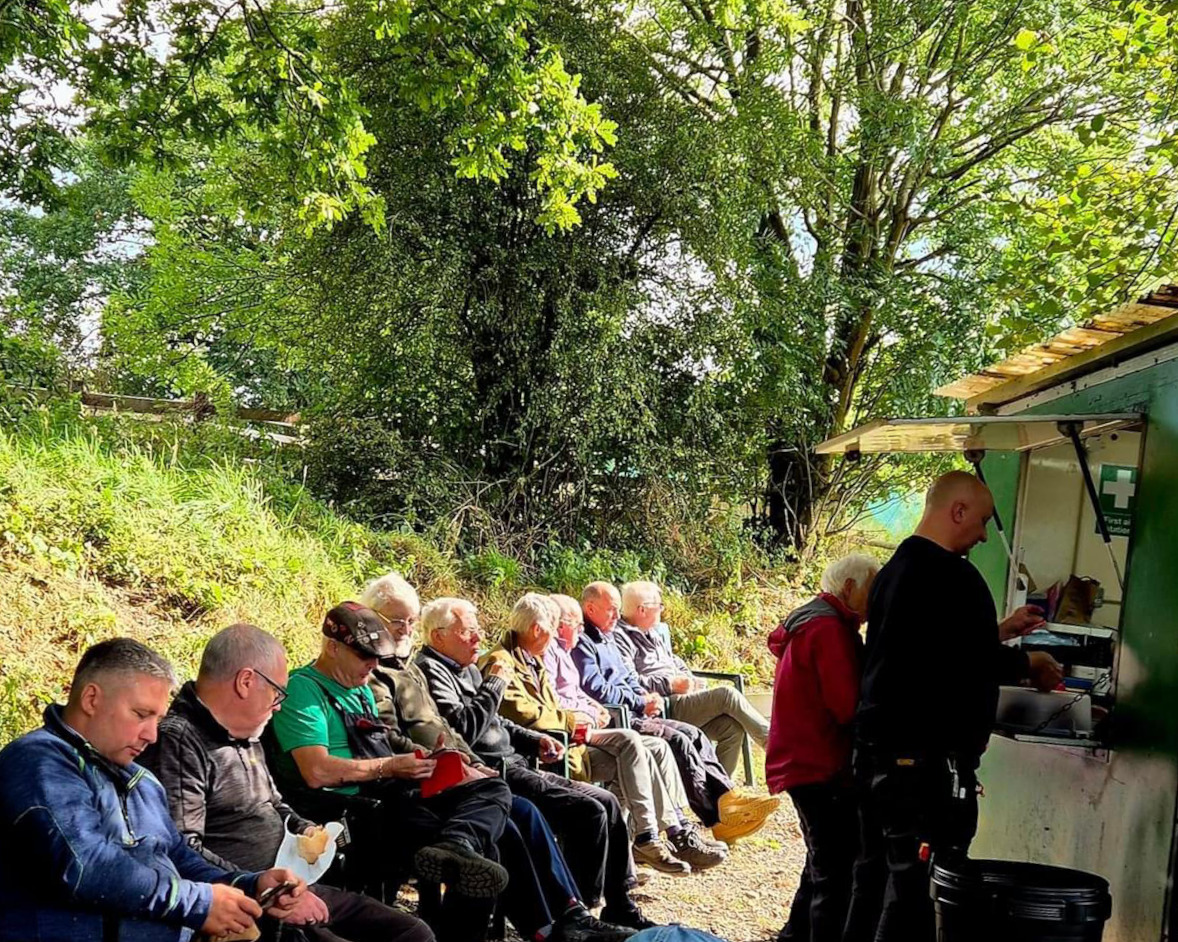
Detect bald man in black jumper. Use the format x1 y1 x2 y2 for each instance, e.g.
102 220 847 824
852 471 1063 942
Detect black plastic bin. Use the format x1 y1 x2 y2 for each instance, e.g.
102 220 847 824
932 858 1111 942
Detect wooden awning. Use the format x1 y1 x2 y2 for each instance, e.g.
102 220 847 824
936 285 1178 408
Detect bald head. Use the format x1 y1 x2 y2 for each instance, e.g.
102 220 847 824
582 581 621 633
915 470 994 555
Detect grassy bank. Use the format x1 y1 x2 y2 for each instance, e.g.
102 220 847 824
0 405 805 741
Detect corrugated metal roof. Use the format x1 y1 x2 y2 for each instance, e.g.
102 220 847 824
935 285 1178 404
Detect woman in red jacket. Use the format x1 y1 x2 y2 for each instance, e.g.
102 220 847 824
768 554 878 942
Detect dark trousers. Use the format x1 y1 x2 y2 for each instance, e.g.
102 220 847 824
777 782 860 942
370 778 510 942
386 777 512 856
632 716 732 826
861 758 979 942
843 774 886 942
498 796 582 937
504 764 634 911
304 884 436 942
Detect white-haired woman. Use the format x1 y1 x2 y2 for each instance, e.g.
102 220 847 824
766 553 879 942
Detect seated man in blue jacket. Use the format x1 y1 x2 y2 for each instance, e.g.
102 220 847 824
573 582 779 845
0 637 305 942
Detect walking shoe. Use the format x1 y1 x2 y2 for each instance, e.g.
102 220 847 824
600 906 658 931
633 837 691 875
686 822 729 853
669 827 726 871
717 790 781 825
551 905 637 942
413 839 509 898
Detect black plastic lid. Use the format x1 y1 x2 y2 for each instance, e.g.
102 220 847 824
932 858 1111 921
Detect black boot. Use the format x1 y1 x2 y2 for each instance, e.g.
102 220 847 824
551 905 636 942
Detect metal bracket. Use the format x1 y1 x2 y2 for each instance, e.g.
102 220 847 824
1058 421 1126 592
965 448 1017 568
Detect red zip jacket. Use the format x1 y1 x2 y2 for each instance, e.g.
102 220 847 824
765 592 863 793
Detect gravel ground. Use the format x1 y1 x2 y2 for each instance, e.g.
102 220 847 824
398 784 807 942
630 786 805 942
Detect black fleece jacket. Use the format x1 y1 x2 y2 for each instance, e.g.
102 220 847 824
855 535 1030 764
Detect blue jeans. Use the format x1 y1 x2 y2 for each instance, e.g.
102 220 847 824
497 796 582 937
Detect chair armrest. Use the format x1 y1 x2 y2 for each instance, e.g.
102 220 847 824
604 703 631 729
693 669 746 692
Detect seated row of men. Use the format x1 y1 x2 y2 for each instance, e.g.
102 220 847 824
0 574 777 942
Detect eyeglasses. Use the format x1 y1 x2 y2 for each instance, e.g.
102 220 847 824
375 611 419 631
640 601 664 611
253 667 288 707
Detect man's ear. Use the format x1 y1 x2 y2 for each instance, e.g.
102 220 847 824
234 668 252 700
951 500 968 523
78 682 102 718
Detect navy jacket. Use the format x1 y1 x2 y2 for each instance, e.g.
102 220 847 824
0 705 259 941
571 622 650 713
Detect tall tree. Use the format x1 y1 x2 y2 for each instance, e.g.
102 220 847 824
623 0 1175 548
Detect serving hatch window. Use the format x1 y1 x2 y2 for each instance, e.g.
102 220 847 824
994 422 1144 749
816 412 1146 752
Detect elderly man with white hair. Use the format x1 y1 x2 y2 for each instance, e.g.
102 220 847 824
765 554 879 942
614 580 771 776
485 593 726 875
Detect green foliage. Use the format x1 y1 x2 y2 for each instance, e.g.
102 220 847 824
7 0 619 234
0 410 795 741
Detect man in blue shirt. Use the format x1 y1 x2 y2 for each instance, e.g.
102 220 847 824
0 637 305 942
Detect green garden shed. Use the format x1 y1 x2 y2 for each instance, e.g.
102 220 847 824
817 284 1178 942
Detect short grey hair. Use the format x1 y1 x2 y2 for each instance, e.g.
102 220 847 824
360 572 420 616
620 581 661 619
510 593 560 635
549 594 581 622
198 624 286 681
70 638 177 702
422 598 478 635
819 554 880 596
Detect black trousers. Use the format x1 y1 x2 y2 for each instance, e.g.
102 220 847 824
778 781 861 942
842 774 886 942
377 776 512 857
631 716 732 827
504 764 635 912
860 757 979 942
369 778 511 942
303 884 436 942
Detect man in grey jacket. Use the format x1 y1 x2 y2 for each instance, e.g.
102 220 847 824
616 581 770 776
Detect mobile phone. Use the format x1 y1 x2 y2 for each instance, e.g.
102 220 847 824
258 880 298 907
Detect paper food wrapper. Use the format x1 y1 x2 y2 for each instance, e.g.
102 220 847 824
274 818 345 885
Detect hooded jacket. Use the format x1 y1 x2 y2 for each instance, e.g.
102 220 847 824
764 593 863 793
0 704 258 942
